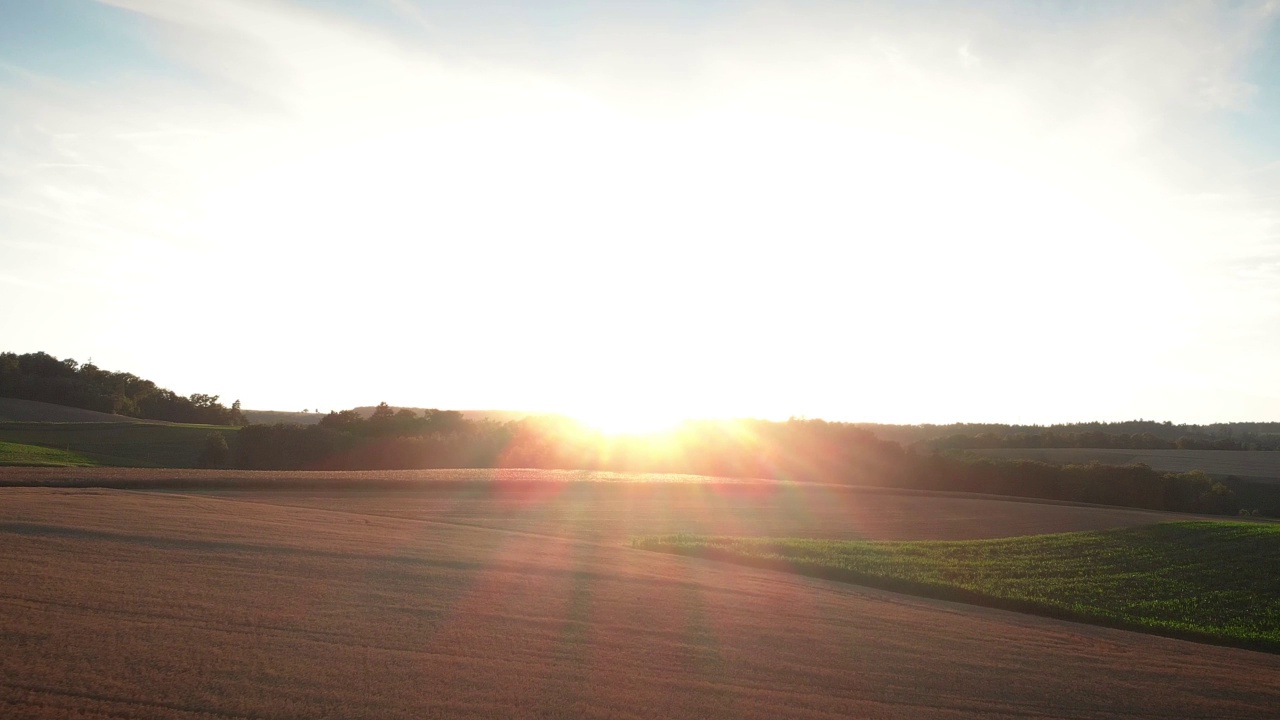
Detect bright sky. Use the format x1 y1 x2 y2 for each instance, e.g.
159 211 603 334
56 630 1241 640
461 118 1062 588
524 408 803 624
2 0 1279 427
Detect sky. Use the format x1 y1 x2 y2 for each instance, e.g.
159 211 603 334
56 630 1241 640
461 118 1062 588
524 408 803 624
1 0 1279 428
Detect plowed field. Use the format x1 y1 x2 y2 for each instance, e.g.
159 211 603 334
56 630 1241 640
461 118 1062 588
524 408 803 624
1 477 1277 719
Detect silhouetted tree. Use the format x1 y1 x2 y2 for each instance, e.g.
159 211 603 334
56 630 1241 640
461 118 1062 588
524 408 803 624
319 409 365 432
229 400 246 426
199 433 231 467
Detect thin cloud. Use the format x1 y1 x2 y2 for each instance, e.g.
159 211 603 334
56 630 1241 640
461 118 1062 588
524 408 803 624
382 0 435 32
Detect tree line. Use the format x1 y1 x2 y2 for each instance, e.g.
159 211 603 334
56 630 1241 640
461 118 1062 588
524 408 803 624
931 430 1278 451
3 352 1270 516
861 420 1280 450
233 409 1263 516
0 351 245 426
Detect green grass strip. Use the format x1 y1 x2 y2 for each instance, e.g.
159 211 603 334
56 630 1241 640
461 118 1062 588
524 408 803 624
634 521 1280 652
0 440 106 467
0 422 233 467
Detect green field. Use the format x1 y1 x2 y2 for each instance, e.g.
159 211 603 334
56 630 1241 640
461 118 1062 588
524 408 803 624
0 422 238 468
636 521 1280 651
0 441 110 467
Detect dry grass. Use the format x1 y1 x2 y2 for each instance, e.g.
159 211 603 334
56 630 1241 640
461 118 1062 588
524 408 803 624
1 484 1278 719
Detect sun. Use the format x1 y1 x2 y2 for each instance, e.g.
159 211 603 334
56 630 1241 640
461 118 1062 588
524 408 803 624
571 406 689 436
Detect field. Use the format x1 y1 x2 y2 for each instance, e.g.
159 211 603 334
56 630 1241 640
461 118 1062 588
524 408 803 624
0 467 1202 539
2 470 1279 719
0 397 139 423
0 422 237 468
636 522 1280 650
970 447 1280 481
0 441 107 467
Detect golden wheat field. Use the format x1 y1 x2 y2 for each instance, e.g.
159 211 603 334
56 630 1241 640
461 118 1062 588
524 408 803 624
1 472 1278 719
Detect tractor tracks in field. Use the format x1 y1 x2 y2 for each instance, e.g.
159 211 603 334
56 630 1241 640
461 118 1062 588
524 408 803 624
128 488 604 546
0 680 268 720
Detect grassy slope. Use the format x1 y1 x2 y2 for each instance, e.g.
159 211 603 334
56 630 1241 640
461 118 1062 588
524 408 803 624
0 397 140 423
636 521 1280 652
0 422 237 467
0 441 110 467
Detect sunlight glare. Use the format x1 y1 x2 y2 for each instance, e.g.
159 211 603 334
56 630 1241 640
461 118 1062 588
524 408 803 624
571 406 691 436
186 19 1212 424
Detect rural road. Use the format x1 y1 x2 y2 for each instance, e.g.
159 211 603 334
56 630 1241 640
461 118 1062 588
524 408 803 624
1 484 1277 719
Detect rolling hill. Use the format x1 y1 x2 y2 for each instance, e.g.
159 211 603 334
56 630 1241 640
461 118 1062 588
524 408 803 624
0 397 143 423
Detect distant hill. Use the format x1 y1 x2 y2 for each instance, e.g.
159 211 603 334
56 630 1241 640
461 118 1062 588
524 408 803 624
0 397 144 423
241 410 326 425
242 407 532 426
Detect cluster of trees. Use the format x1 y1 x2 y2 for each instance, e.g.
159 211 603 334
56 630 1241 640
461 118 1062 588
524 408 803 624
232 409 1262 516
0 351 245 425
932 430 1270 451
237 413 903 474
903 456 1238 514
234 404 493 469
317 403 469 436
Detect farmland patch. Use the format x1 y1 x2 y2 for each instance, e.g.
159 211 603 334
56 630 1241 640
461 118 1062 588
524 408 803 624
1 486 1278 719
636 521 1280 650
